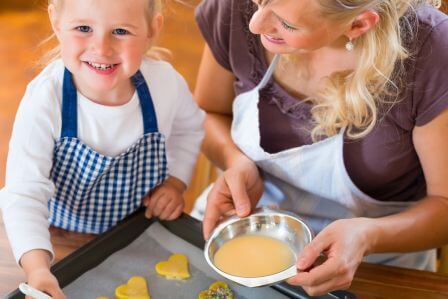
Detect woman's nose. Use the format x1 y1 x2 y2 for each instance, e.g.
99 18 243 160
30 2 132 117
249 6 274 35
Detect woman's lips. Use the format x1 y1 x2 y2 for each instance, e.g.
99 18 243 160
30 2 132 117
263 34 286 45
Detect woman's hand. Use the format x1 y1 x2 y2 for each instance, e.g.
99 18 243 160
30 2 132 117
143 176 186 221
26 267 66 299
287 218 374 296
203 155 264 239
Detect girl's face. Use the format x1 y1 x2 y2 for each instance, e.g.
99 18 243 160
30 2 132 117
249 0 349 54
50 0 160 101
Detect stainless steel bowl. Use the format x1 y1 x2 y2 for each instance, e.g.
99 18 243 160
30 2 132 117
204 207 313 287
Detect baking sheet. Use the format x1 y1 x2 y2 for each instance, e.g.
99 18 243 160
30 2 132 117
64 222 288 298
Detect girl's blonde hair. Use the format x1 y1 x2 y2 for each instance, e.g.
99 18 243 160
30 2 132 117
39 0 167 67
260 0 441 141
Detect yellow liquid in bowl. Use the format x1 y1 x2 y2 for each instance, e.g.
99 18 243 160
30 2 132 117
213 235 295 277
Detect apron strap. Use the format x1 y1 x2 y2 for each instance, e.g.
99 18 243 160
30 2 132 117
60 68 159 138
131 70 159 134
256 54 280 90
61 68 78 138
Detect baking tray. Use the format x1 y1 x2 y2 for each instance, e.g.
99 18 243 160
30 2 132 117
6 208 356 299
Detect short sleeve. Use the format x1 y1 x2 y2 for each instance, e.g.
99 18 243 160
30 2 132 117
413 18 448 126
195 0 232 70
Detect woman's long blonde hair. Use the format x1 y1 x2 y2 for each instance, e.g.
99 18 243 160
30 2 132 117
309 0 441 140
39 0 167 67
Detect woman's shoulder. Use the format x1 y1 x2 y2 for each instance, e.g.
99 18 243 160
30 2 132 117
407 5 448 54
389 6 448 129
415 4 448 29
196 0 247 21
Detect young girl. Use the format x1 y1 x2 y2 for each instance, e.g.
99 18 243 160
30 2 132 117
0 0 203 297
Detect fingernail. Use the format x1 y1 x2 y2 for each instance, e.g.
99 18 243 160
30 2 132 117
236 206 249 216
297 258 307 269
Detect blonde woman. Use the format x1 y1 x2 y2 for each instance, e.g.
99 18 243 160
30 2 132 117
0 0 203 297
193 0 448 296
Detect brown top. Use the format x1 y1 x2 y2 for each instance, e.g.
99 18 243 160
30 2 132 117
195 0 448 202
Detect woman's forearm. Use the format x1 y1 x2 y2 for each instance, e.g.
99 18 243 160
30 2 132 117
367 196 448 254
201 112 247 170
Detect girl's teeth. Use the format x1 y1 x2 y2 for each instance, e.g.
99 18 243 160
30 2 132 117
87 62 114 70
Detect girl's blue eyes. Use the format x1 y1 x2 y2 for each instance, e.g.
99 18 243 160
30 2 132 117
76 25 92 33
75 26 129 35
112 28 129 35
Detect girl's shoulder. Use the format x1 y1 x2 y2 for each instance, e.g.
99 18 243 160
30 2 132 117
26 59 65 97
140 57 177 75
138 58 191 100
139 58 188 86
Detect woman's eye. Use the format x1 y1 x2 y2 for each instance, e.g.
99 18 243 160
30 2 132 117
75 25 92 33
113 28 129 35
280 20 297 32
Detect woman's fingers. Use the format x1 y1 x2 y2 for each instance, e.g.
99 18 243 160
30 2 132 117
297 234 329 271
203 185 229 239
301 274 352 297
224 172 251 217
288 258 353 296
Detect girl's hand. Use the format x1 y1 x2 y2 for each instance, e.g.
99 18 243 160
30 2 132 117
143 176 186 221
25 267 66 299
21 249 65 299
202 155 264 239
287 218 374 296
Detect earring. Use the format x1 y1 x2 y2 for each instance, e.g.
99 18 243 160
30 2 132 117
345 37 354 51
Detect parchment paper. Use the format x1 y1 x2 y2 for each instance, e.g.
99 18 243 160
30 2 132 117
64 222 289 299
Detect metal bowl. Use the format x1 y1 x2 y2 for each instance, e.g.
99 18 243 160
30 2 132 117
204 207 313 287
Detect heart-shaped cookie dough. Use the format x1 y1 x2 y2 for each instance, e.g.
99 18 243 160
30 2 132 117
198 281 234 299
155 253 190 280
115 276 151 299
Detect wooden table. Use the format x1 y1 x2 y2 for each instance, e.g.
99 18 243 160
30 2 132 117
1 217 448 299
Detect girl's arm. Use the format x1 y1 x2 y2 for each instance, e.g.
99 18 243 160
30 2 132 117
0 80 58 265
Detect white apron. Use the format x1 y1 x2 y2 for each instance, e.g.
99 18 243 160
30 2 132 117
194 55 436 271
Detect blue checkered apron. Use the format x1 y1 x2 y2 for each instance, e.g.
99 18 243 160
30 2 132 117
48 69 167 234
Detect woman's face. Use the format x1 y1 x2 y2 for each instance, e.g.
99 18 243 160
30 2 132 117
249 0 349 54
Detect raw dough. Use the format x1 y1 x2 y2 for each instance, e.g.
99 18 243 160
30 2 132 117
198 281 235 299
115 276 151 299
155 253 190 280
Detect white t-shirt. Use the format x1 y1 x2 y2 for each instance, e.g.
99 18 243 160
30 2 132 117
0 58 204 263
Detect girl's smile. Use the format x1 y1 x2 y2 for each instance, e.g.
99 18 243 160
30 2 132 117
84 61 120 75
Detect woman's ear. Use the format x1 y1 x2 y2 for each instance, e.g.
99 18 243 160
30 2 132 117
48 4 61 41
345 10 379 40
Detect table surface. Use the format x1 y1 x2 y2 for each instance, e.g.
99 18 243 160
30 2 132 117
1 223 448 299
